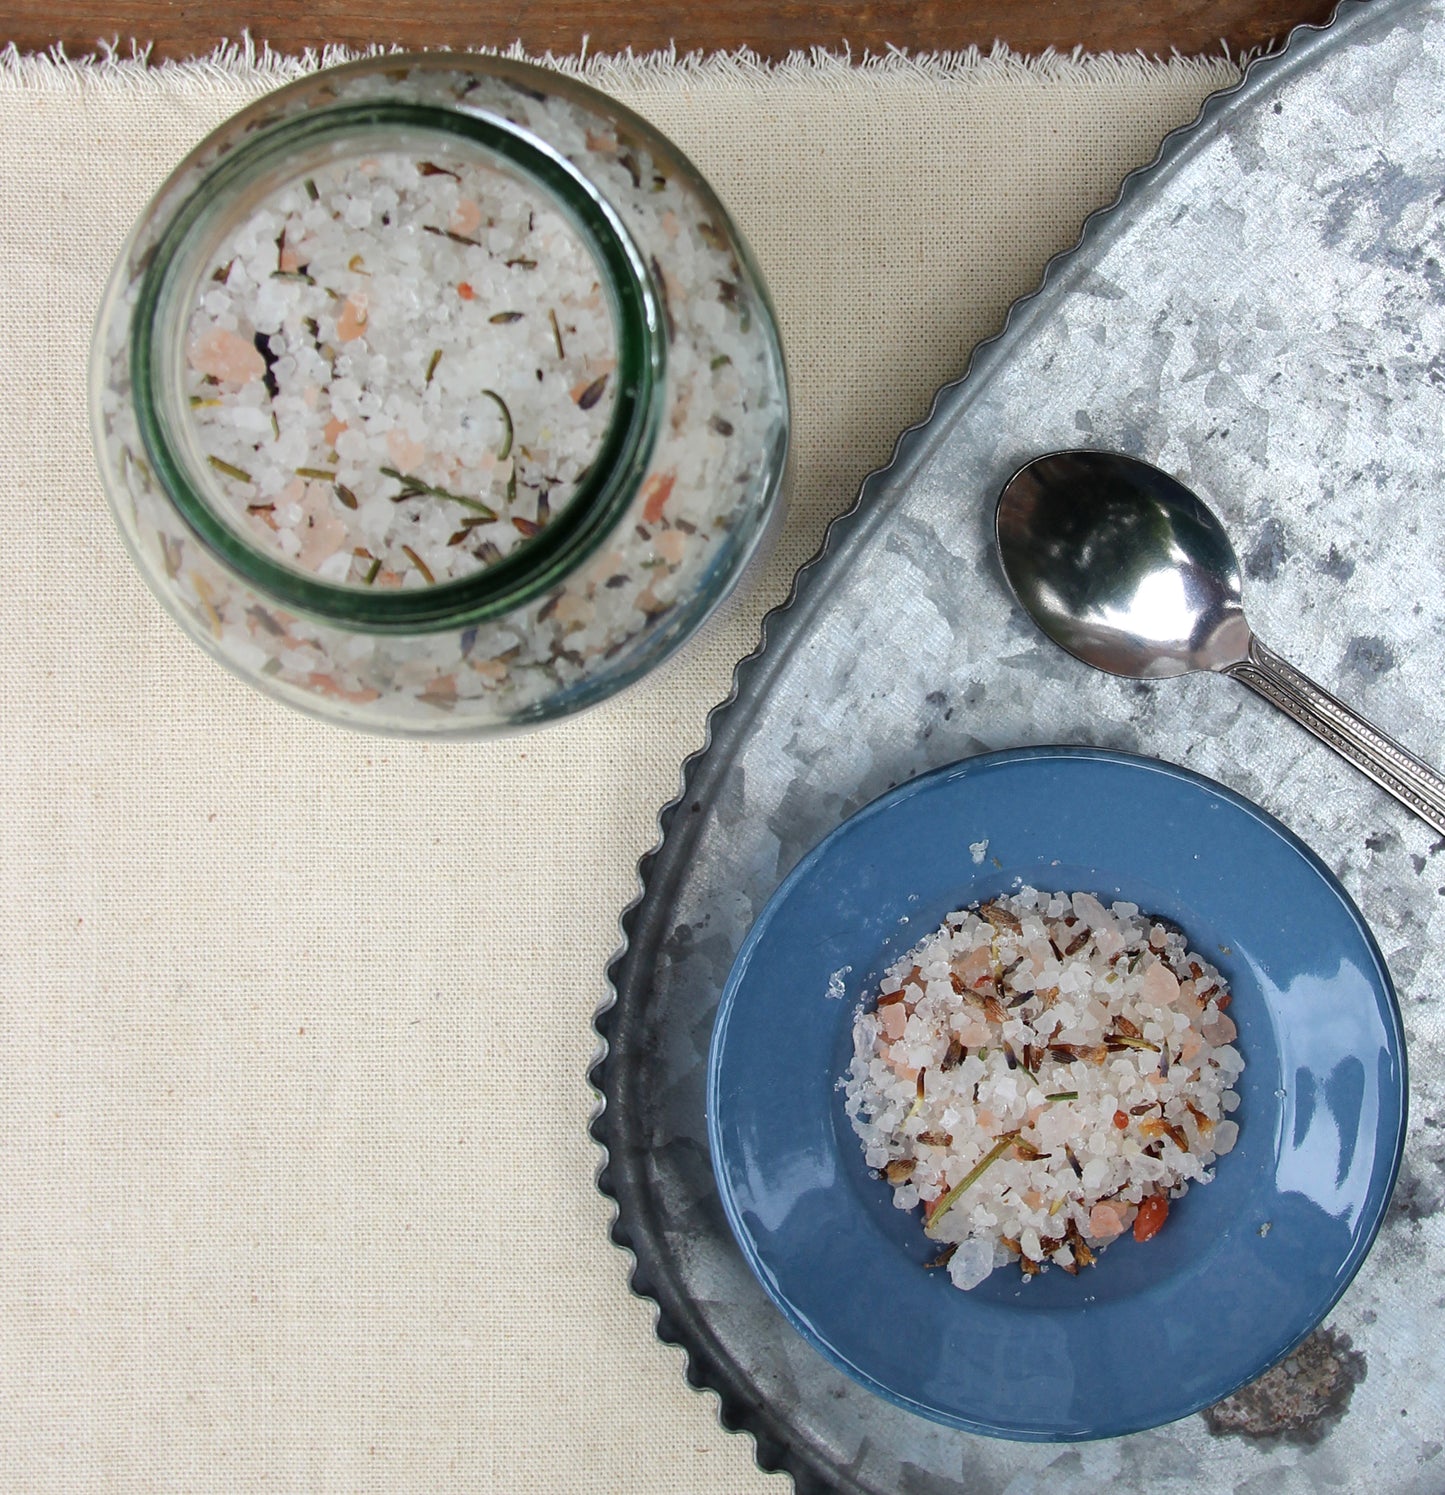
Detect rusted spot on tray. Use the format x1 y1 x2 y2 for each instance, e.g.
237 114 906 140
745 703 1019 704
1203 1328 1365 1444
1389 1120 1445 1223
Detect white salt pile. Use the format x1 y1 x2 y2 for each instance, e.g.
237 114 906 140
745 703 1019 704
185 148 617 589
843 888 1242 1290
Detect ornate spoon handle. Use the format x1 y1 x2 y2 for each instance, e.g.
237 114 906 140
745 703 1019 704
1226 635 1445 836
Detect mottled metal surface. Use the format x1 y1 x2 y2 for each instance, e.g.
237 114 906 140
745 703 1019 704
592 0 1445 1488
1203 1328 1368 1445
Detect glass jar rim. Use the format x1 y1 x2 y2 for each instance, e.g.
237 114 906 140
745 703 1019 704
131 97 667 633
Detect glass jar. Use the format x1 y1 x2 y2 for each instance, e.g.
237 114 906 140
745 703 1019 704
91 54 788 734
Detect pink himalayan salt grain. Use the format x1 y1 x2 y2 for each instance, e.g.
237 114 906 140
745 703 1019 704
1089 1202 1128 1239
1094 924 1126 960
1141 961 1181 1007
956 946 992 987
336 295 369 342
552 594 596 627
188 326 266 384
386 428 427 471
449 197 483 236
296 487 349 569
1204 1012 1238 1046
654 528 689 565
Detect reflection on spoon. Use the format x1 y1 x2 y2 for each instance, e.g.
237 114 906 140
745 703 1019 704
995 450 1445 835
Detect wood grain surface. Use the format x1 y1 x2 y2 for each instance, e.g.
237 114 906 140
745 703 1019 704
6 0 1339 64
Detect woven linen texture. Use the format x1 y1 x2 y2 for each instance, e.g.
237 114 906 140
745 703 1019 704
0 44 1234 1493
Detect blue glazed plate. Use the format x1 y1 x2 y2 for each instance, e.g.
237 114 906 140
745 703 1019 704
707 746 1407 1441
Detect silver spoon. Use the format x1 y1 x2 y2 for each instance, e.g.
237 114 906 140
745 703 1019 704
995 449 1445 835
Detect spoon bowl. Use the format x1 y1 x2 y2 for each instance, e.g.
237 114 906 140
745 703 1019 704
995 449 1445 834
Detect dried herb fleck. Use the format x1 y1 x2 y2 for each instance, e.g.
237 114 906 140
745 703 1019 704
381 467 497 519
979 900 1023 934
246 604 284 636
422 224 481 248
478 388 514 460
207 455 252 483
252 332 280 398
447 517 489 545
1107 1034 1161 1054
924 1132 1021 1238
650 253 676 342
401 544 436 584
575 373 609 410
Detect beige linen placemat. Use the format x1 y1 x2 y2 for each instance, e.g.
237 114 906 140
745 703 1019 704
0 41 1236 1492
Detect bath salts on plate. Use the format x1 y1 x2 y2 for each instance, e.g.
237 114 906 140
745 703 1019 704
843 887 1242 1290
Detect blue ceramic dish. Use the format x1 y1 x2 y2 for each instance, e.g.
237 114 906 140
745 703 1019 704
707 746 1407 1440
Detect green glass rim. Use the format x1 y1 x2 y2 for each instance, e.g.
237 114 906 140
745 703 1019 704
131 99 665 633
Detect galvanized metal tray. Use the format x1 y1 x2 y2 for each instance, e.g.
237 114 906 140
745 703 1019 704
592 1 1445 1488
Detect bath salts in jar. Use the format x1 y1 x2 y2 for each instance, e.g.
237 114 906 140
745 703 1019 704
91 55 788 734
